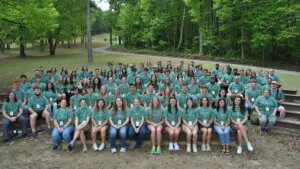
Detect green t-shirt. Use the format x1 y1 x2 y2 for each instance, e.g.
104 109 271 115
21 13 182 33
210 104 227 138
222 74 234 84
56 83 65 94
245 88 262 104
108 108 129 125
229 82 244 94
146 107 165 123
25 89 35 100
75 107 91 124
198 107 214 123
187 84 200 95
91 109 108 125
206 82 220 98
213 108 230 125
125 92 141 106
229 107 249 124
70 94 84 109
2 101 22 117
54 108 73 127
254 96 278 115
106 83 117 95
28 95 49 112
182 108 199 123
270 89 284 101
142 93 157 106
176 93 192 108
164 107 182 126
118 83 130 95
43 90 58 102
84 94 99 108
129 106 146 126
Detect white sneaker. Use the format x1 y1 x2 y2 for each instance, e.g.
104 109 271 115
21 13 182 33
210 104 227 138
174 142 180 151
93 143 98 151
98 143 105 151
111 148 117 153
246 142 254 152
186 144 191 153
168 142 174 151
192 144 198 153
206 144 211 151
120 147 126 153
237 146 242 154
201 144 206 152
83 144 87 153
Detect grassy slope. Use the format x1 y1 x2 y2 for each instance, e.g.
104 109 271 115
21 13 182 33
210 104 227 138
0 33 299 93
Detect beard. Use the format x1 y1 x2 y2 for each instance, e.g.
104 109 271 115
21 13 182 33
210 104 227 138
35 93 41 96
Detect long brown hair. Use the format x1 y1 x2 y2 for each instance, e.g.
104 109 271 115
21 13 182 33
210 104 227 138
112 97 128 117
149 97 162 121
93 99 107 113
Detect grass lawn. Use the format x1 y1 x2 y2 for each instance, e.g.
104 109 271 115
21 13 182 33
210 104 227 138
0 33 299 93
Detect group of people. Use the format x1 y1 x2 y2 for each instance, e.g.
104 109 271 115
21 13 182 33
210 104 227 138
2 60 285 154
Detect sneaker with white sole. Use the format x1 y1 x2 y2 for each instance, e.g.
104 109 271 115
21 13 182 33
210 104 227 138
201 144 206 152
93 143 98 151
168 142 174 151
83 144 88 153
98 143 105 151
246 142 254 152
120 147 126 153
111 148 117 153
186 144 191 153
174 142 180 151
192 144 198 153
237 146 242 154
206 144 211 151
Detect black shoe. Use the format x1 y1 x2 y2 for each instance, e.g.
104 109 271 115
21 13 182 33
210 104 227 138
52 144 60 151
68 144 73 152
3 139 9 144
32 131 38 138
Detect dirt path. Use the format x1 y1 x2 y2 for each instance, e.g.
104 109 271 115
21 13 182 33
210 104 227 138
95 45 300 76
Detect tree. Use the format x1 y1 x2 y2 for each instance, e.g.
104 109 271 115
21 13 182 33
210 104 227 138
0 0 58 57
87 0 94 63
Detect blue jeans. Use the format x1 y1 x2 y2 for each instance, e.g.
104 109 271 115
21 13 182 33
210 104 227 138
109 125 128 149
214 125 231 145
259 115 276 129
128 124 147 145
52 126 74 145
3 115 28 140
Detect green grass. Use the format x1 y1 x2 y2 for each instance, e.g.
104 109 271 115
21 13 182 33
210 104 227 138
0 33 299 93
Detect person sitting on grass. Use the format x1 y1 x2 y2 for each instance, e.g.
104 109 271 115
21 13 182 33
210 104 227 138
27 87 51 138
91 99 109 151
69 98 91 152
52 99 73 151
2 92 28 143
146 97 165 154
229 96 254 154
182 98 199 153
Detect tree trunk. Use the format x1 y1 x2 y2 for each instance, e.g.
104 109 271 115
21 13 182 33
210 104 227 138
6 43 10 49
199 22 203 56
19 37 26 57
48 38 57 55
40 40 44 51
68 41 71 48
87 0 94 63
177 5 186 50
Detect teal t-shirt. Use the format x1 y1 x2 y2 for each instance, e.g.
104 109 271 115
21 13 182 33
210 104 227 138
254 96 278 115
2 101 22 117
75 107 91 124
54 108 73 127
